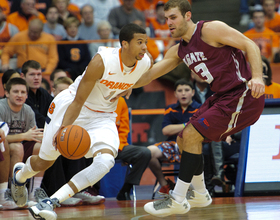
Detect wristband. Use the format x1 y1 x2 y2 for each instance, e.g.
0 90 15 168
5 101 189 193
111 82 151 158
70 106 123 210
183 123 186 128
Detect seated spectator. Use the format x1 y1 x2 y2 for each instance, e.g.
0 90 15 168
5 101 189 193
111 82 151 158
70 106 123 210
243 9 279 62
263 0 280 32
1 19 58 75
89 20 120 57
20 60 53 129
239 0 261 27
57 17 91 80
108 0 146 37
92 0 120 26
147 79 201 195
0 78 43 206
43 6 67 41
1 69 20 92
115 97 151 200
262 56 280 99
0 7 19 69
7 0 46 32
49 69 68 96
10 0 52 16
53 76 73 97
78 4 99 41
53 0 80 25
0 0 10 17
41 78 51 94
134 0 168 26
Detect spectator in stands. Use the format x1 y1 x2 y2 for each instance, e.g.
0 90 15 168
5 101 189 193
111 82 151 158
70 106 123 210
10 0 52 16
7 0 46 32
1 19 58 74
243 9 279 62
0 7 19 56
0 0 10 17
41 78 51 94
147 79 201 195
20 60 53 129
115 97 151 200
262 56 280 99
49 69 68 96
0 78 43 206
53 76 73 97
134 0 168 26
88 20 120 57
92 0 121 26
53 0 80 25
57 17 91 80
78 5 99 41
43 6 67 41
239 0 261 27
263 0 280 32
108 0 146 37
1 69 20 93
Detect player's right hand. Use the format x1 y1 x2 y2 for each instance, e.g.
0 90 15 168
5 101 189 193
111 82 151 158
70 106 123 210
248 77 265 99
110 88 132 102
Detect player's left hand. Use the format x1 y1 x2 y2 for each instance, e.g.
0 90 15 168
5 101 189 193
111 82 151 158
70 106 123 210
52 125 65 150
248 77 265 99
110 88 132 102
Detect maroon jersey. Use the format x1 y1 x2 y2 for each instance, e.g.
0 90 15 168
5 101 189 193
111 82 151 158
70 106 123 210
178 21 251 94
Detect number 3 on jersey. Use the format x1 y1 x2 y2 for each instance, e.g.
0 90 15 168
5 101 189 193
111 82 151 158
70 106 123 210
48 102 55 114
194 63 214 84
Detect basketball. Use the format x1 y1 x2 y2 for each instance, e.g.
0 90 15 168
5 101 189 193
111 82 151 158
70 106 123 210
56 125 91 160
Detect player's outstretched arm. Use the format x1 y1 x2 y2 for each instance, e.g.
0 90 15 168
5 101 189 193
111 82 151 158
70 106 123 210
133 44 182 88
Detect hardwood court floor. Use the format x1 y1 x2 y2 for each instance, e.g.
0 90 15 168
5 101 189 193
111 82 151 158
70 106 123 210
1 196 280 220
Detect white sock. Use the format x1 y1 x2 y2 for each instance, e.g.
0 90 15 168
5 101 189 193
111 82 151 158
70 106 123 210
0 182 8 200
171 178 190 203
191 172 206 194
50 184 75 203
16 157 39 183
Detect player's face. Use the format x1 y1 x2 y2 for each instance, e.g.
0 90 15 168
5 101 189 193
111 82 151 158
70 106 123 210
128 33 148 60
23 68 42 92
175 84 194 107
165 7 188 38
6 84 28 107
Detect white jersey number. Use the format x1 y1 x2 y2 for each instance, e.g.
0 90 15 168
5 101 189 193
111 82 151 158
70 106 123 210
194 63 214 84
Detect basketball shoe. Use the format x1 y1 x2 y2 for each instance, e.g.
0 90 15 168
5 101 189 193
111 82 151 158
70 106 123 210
11 162 28 207
73 191 105 205
186 188 212 208
29 197 60 220
144 190 190 217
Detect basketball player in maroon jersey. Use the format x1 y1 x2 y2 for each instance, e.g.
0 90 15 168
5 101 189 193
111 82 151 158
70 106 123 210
130 0 265 217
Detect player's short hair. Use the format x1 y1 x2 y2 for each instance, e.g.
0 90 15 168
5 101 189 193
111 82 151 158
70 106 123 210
174 78 194 91
164 0 192 16
6 78 28 93
54 77 73 89
119 23 146 46
21 60 41 76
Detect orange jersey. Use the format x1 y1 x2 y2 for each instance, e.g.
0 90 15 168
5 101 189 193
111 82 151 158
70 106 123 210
244 28 279 60
265 12 280 33
7 11 46 31
0 0 10 16
115 97 130 151
265 82 280 99
1 30 58 74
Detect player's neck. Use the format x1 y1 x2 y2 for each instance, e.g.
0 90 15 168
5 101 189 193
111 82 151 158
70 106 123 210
121 50 136 68
181 21 196 43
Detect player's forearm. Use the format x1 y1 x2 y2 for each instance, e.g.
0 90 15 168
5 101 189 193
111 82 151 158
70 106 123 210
246 41 263 79
61 102 83 127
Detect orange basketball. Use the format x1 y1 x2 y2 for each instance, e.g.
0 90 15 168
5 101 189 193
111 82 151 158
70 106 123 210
56 125 91 160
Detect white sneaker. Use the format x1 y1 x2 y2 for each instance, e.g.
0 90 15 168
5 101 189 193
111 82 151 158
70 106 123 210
0 189 19 209
11 162 28 207
73 191 105 205
61 197 82 206
28 198 60 220
144 191 190 217
186 189 212 208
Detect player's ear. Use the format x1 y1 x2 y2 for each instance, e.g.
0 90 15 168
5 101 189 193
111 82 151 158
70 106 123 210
122 40 128 49
185 11 192 21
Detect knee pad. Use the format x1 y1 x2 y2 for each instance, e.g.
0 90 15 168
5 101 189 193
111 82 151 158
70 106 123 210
93 153 115 170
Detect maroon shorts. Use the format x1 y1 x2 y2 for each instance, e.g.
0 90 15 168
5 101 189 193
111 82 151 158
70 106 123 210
188 84 265 142
23 141 36 163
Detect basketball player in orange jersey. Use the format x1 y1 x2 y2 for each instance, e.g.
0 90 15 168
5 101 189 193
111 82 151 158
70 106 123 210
114 0 264 217
10 23 153 220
